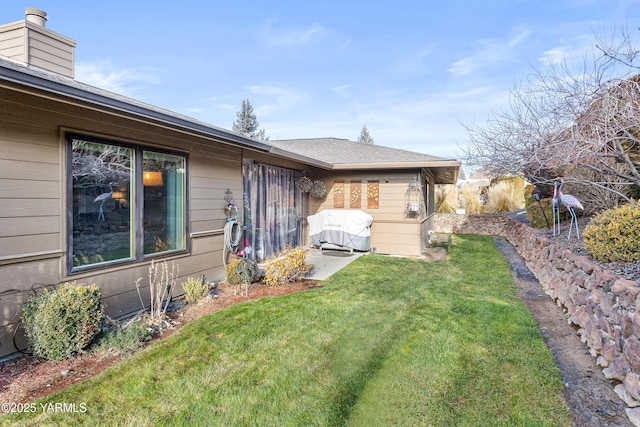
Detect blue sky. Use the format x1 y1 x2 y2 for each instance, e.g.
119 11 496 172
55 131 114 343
5 1 640 160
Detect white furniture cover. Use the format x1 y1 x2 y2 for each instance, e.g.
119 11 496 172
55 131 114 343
307 209 373 251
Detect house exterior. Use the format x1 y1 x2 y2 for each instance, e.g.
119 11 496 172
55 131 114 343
0 9 459 358
270 138 459 255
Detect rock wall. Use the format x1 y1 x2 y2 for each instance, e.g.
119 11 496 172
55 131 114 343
433 213 640 421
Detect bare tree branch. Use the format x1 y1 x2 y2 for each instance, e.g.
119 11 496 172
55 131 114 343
461 26 640 210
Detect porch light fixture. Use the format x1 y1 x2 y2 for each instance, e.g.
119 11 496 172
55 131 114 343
143 171 163 186
406 181 422 215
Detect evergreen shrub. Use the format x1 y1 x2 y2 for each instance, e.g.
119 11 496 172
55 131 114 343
583 201 640 262
22 282 103 361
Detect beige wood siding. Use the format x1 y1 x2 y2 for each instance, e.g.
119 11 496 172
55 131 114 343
0 84 250 356
307 170 427 256
0 107 62 261
0 21 76 77
0 26 25 60
27 29 75 72
370 222 422 255
190 150 242 234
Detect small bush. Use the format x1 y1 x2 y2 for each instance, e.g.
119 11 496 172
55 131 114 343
93 321 153 355
263 246 310 286
182 276 210 303
584 201 640 262
22 282 103 361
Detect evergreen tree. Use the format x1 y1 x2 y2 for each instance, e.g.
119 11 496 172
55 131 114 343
357 125 374 144
232 99 269 141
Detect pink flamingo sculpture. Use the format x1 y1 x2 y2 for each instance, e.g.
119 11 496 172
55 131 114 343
554 178 584 240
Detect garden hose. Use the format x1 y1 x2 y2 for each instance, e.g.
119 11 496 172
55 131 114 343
224 220 242 254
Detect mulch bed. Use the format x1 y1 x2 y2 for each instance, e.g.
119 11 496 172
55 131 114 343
0 280 322 407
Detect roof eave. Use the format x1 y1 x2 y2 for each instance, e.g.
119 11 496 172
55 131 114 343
268 147 334 170
331 160 461 170
0 62 273 153
332 160 460 184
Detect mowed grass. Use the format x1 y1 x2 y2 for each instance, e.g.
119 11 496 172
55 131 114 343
1 235 570 426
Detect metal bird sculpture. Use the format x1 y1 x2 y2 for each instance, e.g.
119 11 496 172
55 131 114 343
94 182 116 221
551 186 561 237
554 178 584 240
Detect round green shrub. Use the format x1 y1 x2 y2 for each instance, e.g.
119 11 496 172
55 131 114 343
583 201 640 262
22 282 103 361
182 276 210 303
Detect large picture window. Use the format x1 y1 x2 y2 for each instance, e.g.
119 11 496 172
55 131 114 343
143 151 186 255
69 134 187 271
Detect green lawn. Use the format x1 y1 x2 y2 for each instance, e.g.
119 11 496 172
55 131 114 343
1 235 570 426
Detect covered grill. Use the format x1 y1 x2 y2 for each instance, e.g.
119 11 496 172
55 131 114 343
307 209 373 252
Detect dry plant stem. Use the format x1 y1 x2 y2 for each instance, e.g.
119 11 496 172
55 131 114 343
136 260 178 326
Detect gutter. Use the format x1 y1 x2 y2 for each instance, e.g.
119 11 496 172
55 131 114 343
0 60 273 153
330 160 461 170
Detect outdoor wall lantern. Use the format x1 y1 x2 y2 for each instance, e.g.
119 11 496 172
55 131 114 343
406 180 422 215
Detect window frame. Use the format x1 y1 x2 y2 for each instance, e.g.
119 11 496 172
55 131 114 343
66 132 189 274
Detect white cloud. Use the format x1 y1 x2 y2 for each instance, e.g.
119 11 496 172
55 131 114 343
263 82 511 159
262 22 332 47
448 27 532 77
331 84 351 96
75 60 162 96
538 46 576 66
394 43 438 74
448 57 476 77
245 83 307 116
508 28 532 48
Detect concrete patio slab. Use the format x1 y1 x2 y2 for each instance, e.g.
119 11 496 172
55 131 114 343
305 248 366 281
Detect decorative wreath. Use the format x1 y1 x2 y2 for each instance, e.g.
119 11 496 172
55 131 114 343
297 176 313 193
309 180 327 199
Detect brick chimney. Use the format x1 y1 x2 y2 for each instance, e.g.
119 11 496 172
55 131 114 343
0 8 77 78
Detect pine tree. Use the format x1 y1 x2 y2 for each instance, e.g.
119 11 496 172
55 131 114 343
232 99 269 141
357 125 374 144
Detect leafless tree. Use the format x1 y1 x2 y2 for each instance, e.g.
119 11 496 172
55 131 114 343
72 139 131 188
462 27 640 209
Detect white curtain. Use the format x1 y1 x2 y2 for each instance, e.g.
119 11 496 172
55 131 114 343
243 160 307 262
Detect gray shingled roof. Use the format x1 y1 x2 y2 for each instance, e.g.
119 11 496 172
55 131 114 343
269 138 460 183
270 137 454 164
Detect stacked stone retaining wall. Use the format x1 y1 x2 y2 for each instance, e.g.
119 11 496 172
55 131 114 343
433 213 640 420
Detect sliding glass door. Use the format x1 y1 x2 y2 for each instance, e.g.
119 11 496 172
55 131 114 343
243 160 306 262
